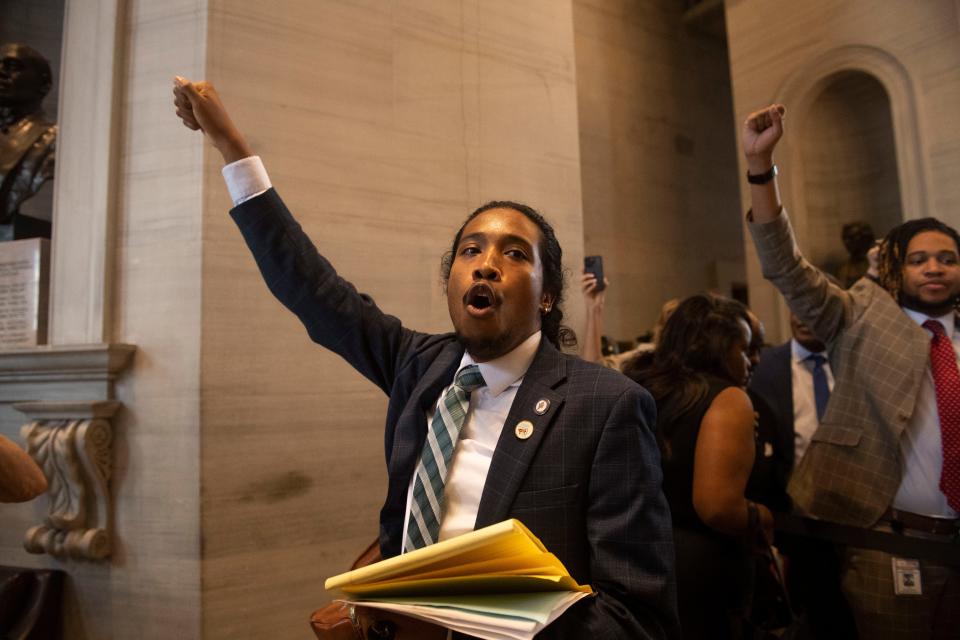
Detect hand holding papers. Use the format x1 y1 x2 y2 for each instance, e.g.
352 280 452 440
325 519 593 640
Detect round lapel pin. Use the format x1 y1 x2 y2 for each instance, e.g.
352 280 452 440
515 420 534 440
534 399 550 415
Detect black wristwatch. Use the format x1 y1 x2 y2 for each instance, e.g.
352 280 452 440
747 164 778 185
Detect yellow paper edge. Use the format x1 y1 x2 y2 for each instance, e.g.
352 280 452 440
342 573 590 597
325 519 562 591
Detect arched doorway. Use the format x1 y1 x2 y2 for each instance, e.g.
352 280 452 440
799 71 903 282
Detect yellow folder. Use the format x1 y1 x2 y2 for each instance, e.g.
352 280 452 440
324 519 593 640
325 519 591 596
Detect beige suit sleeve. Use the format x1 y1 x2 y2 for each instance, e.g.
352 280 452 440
747 209 855 347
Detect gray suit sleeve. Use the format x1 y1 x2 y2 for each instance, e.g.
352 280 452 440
748 210 857 347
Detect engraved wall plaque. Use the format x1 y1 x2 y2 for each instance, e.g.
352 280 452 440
0 237 49 346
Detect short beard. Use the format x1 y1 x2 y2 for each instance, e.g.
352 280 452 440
455 331 517 363
899 291 958 317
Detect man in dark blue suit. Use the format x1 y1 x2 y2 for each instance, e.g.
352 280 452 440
749 314 856 639
172 77 678 639
749 314 832 484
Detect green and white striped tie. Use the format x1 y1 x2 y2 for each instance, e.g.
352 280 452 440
404 364 486 552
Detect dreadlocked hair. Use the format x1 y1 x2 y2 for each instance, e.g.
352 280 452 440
877 217 960 310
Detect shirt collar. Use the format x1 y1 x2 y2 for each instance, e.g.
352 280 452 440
791 338 825 363
903 307 956 339
460 331 541 397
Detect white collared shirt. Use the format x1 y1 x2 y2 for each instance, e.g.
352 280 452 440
893 308 960 518
402 331 541 546
790 339 834 463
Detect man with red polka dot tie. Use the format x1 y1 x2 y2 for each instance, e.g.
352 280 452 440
742 103 960 639
924 319 960 511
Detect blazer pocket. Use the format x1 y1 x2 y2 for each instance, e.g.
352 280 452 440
810 424 862 447
510 483 581 510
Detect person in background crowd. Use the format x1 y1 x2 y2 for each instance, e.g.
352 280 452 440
580 274 789 518
623 294 775 639
0 434 46 503
749 312 858 639
742 102 960 639
743 310 793 515
750 313 833 483
580 271 677 367
835 221 876 289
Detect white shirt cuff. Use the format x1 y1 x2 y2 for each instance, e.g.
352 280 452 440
222 155 272 205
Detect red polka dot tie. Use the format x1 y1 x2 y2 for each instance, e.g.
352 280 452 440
923 320 960 511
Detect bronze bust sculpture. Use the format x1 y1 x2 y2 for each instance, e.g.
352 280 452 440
0 43 56 241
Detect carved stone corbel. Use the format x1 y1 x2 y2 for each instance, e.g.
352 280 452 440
17 401 119 561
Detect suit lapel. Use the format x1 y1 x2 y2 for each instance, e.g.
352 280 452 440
474 340 566 528
388 341 463 477
889 311 932 431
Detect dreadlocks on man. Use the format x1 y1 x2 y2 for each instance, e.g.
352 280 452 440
876 217 960 314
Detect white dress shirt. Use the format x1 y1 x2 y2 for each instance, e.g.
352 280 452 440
407 330 541 545
223 155 271 204
893 308 960 518
220 157 542 544
790 339 834 463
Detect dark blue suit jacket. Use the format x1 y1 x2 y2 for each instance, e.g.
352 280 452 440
748 342 796 489
231 189 679 639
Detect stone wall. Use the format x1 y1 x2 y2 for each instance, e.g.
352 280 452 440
573 0 744 343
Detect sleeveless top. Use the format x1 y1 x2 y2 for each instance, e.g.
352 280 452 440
659 375 779 532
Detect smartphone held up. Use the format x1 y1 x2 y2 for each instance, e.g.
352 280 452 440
584 255 605 292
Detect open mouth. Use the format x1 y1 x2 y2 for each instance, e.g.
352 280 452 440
464 283 497 316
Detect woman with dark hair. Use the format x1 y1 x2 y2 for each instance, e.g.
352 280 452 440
624 293 774 639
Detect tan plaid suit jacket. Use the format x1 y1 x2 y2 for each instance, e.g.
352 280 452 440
750 211 930 527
